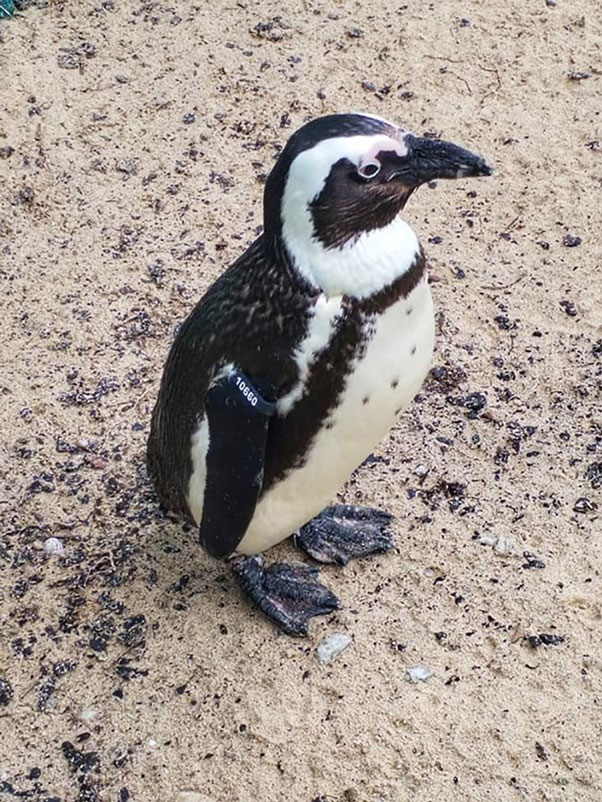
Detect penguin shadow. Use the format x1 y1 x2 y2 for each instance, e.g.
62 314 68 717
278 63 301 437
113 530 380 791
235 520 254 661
141 504 240 627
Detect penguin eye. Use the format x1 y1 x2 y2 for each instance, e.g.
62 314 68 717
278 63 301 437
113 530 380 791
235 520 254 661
357 160 381 180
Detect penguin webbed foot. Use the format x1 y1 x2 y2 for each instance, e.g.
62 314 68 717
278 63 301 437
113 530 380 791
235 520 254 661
294 504 394 566
231 555 339 637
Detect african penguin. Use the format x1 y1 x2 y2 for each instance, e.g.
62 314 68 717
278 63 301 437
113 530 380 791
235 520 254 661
147 112 491 636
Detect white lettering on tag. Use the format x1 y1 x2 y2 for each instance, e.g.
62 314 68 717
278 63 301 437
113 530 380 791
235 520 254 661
235 376 258 407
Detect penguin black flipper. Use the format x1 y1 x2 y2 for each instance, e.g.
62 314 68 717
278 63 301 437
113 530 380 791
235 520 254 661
200 370 276 558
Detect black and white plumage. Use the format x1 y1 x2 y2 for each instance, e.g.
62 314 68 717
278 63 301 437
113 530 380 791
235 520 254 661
147 113 491 635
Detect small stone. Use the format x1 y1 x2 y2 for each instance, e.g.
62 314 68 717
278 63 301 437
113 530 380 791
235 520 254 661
87 454 108 470
522 551 545 570
493 535 514 555
79 42 96 58
0 677 13 706
317 633 352 665
545 0 556 6
182 112 196 124
16 185 34 205
80 708 99 723
115 158 138 178
585 461 602 490
560 299 578 317
57 51 80 70
573 497 597 514
176 793 212 802
539 633 565 646
562 234 582 247
526 633 565 649
405 665 432 683
413 464 428 477
44 537 64 556
568 71 590 81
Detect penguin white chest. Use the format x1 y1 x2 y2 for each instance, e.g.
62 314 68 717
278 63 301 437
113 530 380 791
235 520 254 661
238 277 435 554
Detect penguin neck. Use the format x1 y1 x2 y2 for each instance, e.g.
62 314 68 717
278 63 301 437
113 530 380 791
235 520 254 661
279 214 422 300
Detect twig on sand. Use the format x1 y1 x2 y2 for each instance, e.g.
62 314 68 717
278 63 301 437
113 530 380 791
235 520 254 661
480 274 526 292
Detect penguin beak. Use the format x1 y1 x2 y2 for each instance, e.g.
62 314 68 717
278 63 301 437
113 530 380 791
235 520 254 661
394 134 492 186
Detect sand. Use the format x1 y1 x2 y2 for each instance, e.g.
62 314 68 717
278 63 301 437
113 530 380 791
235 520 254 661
1 1 601 800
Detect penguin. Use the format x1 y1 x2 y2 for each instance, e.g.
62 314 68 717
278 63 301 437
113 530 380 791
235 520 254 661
147 113 491 636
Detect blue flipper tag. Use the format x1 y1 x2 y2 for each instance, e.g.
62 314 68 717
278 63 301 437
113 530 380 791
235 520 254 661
226 370 276 416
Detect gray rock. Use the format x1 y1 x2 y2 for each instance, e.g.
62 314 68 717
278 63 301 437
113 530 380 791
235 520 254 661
405 665 433 683
317 633 352 665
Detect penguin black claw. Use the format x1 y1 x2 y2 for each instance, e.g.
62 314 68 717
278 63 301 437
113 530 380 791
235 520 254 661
294 505 395 566
231 555 340 637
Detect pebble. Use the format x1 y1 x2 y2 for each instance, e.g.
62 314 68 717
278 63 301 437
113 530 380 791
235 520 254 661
405 665 433 683
493 535 514 555
44 537 64 556
317 633 352 665
413 464 428 477
0 677 13 706
176 793 213 802
477 534 514 555
80 708 98 723
87 454 108 470
574 497 597 514
560 299 578 317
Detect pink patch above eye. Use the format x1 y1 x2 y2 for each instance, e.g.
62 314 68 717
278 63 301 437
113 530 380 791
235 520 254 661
362 135 407 163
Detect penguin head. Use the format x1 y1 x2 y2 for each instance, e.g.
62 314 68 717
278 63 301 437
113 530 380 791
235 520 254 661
264 113 491 252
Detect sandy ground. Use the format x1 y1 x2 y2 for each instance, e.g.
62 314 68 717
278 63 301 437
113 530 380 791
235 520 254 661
1 1 601 800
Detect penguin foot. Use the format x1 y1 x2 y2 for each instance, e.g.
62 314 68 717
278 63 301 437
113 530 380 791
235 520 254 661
231 555 340 637
294 504 394 566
